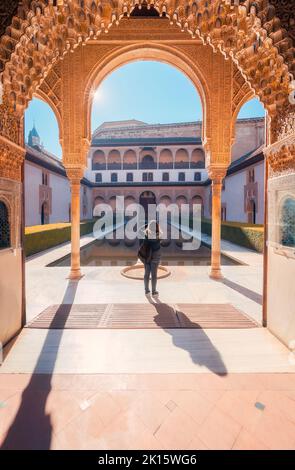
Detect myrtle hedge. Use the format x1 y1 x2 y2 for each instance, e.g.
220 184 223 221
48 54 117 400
201 218 264 253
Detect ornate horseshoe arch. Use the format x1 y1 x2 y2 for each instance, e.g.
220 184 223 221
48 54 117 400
0 0 293 126
0 1 294 349
83 42 211 146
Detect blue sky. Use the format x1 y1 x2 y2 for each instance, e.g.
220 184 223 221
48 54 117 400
25 61 265 158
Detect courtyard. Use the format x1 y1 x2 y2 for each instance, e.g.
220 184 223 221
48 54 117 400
0 0 295 455
1 234 295 450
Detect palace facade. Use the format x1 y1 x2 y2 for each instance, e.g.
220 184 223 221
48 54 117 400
25 117 265 226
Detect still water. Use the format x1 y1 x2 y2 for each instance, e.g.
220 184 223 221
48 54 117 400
48 237 240 267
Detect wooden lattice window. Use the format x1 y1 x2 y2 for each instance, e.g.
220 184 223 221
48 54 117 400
0 201 10 249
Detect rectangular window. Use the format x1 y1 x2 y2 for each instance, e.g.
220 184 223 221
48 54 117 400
42 172 48 186
127 173 133 182
143 172 153 182
248 168 255 183
111 173 118 182
194 172 201 182
162 172 169 182
95 173 102 183
178 172 185 182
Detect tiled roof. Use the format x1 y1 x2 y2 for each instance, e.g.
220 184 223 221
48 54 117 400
93 116 264 137
227 145 264 174
26 145 65 174
25 145 92 187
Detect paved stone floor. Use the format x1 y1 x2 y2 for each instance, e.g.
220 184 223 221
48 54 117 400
1 373 295 450
1 237 295 449
25 234 263 324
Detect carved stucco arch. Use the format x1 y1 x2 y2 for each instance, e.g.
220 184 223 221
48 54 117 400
83 43 211 145
232 89 256 125
231 88 263 145
0 0 293 122
32 90 63 146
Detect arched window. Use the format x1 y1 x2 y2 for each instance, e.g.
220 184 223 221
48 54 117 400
108 150 121 170
176 195 188 207
140 155 156 170
191 149 205 169
111 173 118 182
123 150 137 169
94 196 105 210
124 196 136 209
159 195 172 207
175 149 189 169
0 201 10 249
92 150 106 170
191 195 204 216
280 197 295 248
159 149 173 169
41 201 49 225
95 173 102 183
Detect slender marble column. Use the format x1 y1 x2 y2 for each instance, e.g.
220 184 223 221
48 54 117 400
65 166 84 280
69 179 82 279
209 171 225 279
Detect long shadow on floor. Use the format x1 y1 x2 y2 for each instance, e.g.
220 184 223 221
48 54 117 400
1 280 79 450
150 297 228 377
221 277 263 305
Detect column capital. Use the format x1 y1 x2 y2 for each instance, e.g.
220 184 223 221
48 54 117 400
208 165 227 183
64 165 84 185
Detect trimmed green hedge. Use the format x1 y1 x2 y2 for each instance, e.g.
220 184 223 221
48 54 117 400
201 218 264 253
25 220 95 257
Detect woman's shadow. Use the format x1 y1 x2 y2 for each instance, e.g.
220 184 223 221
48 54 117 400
148 296 228 376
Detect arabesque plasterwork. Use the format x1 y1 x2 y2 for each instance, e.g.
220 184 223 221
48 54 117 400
0 137 25 182
265 134 295 179
0 1 294 183
0 1 293 115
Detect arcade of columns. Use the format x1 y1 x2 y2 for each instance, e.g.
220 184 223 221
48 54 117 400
0 0 294 285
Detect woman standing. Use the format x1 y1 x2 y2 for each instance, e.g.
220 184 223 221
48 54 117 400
142 220 162 296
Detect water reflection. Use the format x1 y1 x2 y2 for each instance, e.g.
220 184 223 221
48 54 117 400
48 238 240 267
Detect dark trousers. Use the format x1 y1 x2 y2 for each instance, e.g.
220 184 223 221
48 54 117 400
144 259 160 293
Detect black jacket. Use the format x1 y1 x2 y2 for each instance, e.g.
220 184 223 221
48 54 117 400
144 236 161 253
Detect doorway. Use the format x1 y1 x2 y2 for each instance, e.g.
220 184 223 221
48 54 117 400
139 191 157 220
41 201 49 225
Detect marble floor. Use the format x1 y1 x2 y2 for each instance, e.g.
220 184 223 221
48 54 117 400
25 233 263 324
1 236 295 449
